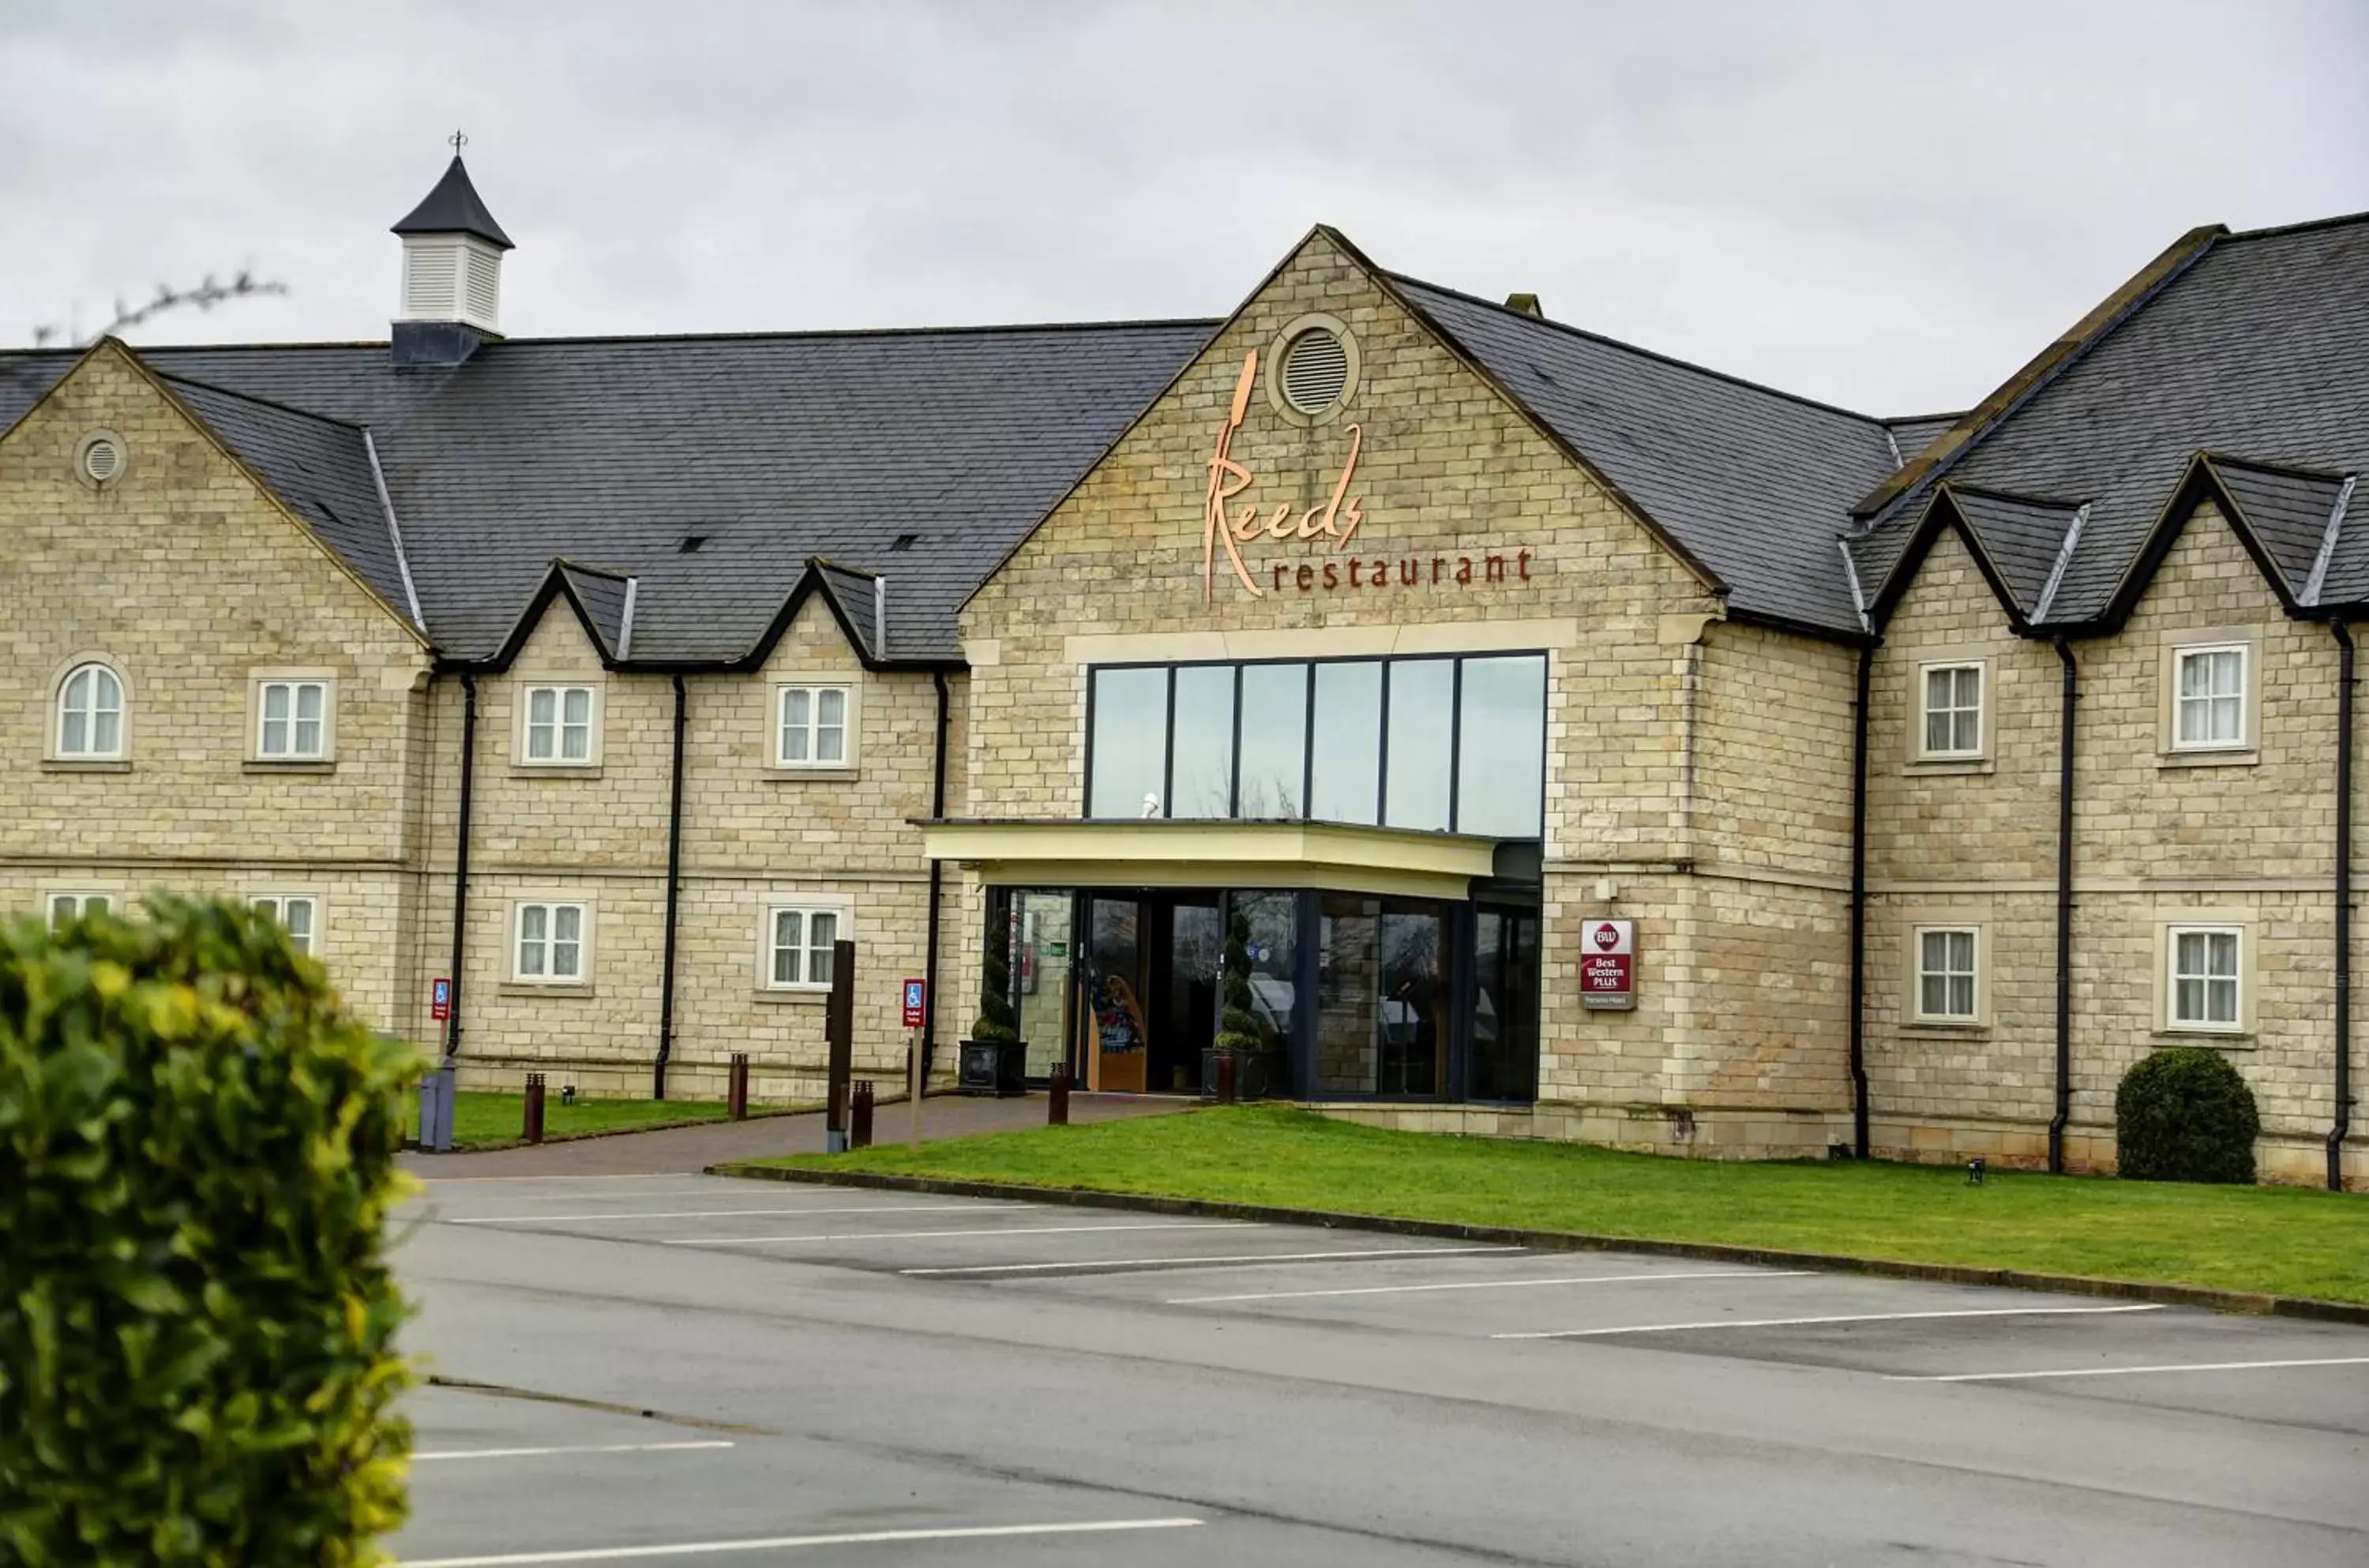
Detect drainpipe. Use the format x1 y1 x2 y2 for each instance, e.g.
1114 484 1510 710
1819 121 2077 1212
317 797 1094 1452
2048 639 2078 1174
445 672 478 1064
1848 643 1872 1160
2331 621 2355 1191
921 670 952 1084
653 674 688 1101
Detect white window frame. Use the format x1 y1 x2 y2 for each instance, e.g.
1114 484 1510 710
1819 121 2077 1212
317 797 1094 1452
254 679 331 760
1909 924 1984 1026
2164 923 2244 1033
773 682 854 771
761 904 847 991
512 900 591 985
54 661 126 760
519 683 600 767
46 891 115 926
2170 643 2249 752
1915 662 1986 760
250 894 322 956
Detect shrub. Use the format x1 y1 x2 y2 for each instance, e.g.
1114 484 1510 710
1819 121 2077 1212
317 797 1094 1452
0 895 419 1565
970 921 1019 1044
1214 906 1261 1056
2115 1046 2260 1184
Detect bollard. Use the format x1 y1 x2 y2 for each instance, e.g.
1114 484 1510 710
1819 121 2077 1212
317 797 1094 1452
1047 1065 1071 1126
1215 1051 1239 1106
524 1072 546 1144
850 1080 874 1149
728 1052 749 1120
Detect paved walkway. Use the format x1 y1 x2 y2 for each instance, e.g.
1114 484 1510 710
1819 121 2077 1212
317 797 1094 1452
398 1091 1189 1178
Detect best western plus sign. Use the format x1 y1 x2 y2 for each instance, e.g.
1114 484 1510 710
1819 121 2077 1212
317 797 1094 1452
1579 920 1635 1011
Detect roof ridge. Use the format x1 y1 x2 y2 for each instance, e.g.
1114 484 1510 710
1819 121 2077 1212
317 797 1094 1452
2222 208 2369 242
552 557 633 583
472 317 1223 351
1946 480 2087 510
156 370 366 431
1884 409 1966 426
1386 271 1888 430
2200 449 2356 484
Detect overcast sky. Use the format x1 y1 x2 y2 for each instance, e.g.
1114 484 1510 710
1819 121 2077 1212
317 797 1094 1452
5 1 2363 413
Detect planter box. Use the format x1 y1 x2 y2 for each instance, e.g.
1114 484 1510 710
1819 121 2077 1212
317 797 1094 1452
958 1038 1027 1097
1200 1046 1275 1102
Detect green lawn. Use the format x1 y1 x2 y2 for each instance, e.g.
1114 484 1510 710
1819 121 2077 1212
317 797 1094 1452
412 1091 744 1150
757 1105 2369 1305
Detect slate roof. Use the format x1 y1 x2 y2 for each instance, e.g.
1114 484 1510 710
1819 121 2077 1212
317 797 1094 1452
1391 275 1901 633
1885 414 1962 465
1947 488 2084 621
1853 213 2369 629
0 322 1217 665
553 563 633 658
392 156 515 250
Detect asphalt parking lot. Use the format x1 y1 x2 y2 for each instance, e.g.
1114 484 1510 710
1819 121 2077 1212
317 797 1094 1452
392 1173 2369 1566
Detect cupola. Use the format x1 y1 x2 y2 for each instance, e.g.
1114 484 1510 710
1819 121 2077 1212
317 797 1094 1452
390 142 513 365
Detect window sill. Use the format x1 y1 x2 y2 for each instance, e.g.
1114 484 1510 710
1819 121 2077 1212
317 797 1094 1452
1901 1022 1989 1038
497 981 596 998
1904 756 1994 776
244 758 336 775
509 764 604 779
42 758 131 774
2158 748 2257 769
2153 1028 2253 1048
753 988 831 1006
764 764 860 782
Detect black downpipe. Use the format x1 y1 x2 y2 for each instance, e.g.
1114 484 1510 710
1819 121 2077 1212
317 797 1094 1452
2048 639 2078 1174
921 671 952 1084
2331 622 2354 1191
1848 644 1872 1160
653 675 689 1101
445 673 478 1063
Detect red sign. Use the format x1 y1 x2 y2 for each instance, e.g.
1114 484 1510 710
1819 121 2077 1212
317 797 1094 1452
901 977 928 1030
430 976 452 1022
1579 921 1634 1011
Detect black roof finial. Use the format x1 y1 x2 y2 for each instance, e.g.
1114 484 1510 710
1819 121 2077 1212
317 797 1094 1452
449 129 467 154
392 143 514 251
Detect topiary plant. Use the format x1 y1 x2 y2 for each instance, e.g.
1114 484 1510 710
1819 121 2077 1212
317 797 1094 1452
970 925 1019 1045
0 895 420 1566
2115 1045 2260 1184
1214 906 1261 1056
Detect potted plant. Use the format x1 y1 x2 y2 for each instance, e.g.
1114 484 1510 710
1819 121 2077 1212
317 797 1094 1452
1203 905 1267 1101
959 930 1027 1096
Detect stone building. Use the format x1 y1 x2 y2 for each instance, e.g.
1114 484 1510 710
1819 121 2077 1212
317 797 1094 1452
1 156 2359 1187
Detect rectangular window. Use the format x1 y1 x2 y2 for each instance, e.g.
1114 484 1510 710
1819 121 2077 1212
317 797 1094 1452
524 685 595 763
257 679 329 759
1455 655 1546 837
251 895 318 955
514 902 587 982
1919 664 1984 757
1168 666 1237 819
1235 662 1308 819
47 892 111 926
1383 659 1454 831
2173 647 2247 750
766 906 842 988
2168 925 2242 1030
776 685 851 767
1087 666 1168 816
1309 662 1383 825
1913 926 1980 1022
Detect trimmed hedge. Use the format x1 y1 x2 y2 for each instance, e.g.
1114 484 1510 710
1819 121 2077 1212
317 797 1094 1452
0 895 419 1565
2115 1045 2260 1185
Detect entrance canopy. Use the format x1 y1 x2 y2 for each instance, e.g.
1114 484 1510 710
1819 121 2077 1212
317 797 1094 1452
918 818 1504 902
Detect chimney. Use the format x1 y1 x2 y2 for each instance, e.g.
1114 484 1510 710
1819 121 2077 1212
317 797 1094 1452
1504 292 1544 318
390 142 514 366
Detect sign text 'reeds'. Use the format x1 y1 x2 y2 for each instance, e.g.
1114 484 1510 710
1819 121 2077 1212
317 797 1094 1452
1201 350 1537 604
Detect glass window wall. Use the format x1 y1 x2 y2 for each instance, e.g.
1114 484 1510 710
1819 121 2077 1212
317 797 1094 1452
1087 667 1169 818
1383 659 1454 831
1309 663 1383 825
1236 663 1308 819
1169 666 1237 819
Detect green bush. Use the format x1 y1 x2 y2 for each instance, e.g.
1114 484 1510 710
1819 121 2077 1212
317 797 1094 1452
970 922 1020 1045
0 895 419 1565
1214 906 1260 1055
2115 1046 2260 1184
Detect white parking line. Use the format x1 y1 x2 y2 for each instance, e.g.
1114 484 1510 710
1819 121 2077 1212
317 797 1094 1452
1170 1268 1812 1305
415 1173 708 1185
1495 1304 2165 1340
1890 1354 2369 1383
404 1516 1204 1565
449 1204 1026 1225
415 1440 736 1461
665 1221 1253 1247
906 1245 1522 1277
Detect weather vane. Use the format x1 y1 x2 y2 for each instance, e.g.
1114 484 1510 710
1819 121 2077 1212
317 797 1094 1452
449 129 467 155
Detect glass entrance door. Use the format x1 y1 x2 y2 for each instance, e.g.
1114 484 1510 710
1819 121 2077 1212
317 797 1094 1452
1012 891 1074 1082
1083 896 1147 1092
1149 898 1221 1093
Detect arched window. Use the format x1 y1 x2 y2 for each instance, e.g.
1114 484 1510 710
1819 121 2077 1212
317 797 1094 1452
57 662 125 759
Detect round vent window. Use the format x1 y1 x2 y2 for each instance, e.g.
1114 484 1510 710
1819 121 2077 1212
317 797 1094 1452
75 431 126 488
1265 314 1361 426
1280 328 1350 414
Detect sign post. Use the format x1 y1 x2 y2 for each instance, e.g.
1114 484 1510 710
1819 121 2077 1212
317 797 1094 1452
902 977 927 1150
1579 919 1635 1011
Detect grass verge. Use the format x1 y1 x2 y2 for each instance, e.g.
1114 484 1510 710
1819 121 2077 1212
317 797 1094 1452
753 1105 2367 1306
411 1091 749 1150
